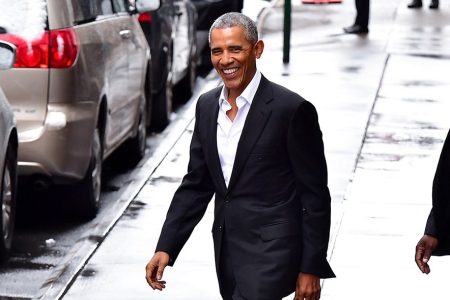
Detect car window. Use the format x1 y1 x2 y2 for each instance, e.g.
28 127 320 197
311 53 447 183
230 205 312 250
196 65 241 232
0 0 47 41
72 0 114 24
112 0 127 13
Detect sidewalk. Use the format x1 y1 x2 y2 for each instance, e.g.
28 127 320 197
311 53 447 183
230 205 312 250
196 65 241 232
61 1 450 299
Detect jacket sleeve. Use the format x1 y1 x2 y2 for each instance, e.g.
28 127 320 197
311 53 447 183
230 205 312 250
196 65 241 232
426 130 450 255
287 100 335 278
155 98 216 266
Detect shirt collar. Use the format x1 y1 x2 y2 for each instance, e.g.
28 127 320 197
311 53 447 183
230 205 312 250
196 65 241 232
219 70 262 107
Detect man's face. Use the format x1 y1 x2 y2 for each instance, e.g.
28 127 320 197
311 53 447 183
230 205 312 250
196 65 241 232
210 26 263 99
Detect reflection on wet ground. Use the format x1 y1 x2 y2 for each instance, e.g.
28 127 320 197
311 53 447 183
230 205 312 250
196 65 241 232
366 131 441 146
148 175 183 185
122 200 147 219
80 268 96 278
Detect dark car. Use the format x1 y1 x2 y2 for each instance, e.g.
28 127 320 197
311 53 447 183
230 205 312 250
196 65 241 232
192 0 243 31
191 0 243 68
138 0 197 130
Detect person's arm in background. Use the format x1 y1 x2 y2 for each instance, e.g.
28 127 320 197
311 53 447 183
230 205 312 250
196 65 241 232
415 130 450 273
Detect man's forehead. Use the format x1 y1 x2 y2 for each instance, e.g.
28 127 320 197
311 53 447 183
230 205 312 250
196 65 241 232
212 25 247 35
210 26 249 44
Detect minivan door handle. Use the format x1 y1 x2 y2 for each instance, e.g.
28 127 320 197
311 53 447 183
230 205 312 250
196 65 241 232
174 4 183 17
119 29 132 39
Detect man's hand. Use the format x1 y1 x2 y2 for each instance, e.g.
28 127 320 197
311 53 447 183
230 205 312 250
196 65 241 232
294 272 321 300
145 251 170 290
415 234 438 274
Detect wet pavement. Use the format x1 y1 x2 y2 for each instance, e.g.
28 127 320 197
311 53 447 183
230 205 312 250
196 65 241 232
60 0 450 299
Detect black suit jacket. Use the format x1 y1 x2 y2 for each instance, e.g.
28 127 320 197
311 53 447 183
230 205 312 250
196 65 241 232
425 130 450 255
156 75 335 299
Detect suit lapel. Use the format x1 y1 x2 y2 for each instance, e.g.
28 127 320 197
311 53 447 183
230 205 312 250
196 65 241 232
227 76 273 193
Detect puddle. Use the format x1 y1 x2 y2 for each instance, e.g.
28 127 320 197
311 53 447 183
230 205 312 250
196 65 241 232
81 268 97 278
149 176 182 184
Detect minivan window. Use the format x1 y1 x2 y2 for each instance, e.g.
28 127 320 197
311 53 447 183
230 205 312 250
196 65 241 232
112 0 127 13
72 0 114 24
0 0 47 40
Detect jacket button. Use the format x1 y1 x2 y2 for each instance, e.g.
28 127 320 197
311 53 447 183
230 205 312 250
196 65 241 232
218 226 223 231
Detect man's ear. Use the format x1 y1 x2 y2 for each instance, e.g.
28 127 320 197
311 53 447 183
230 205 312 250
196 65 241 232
254 40 264 59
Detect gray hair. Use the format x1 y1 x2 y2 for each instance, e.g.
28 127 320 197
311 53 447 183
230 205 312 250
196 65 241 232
209 12 258 45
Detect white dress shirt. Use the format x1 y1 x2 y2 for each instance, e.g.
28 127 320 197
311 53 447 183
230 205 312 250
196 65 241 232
217 71 262 187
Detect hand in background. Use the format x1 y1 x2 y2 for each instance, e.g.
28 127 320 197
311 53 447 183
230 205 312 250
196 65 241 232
415 234 438 274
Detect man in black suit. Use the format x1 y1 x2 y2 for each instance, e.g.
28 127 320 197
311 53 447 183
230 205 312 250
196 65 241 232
415 130 450 273
343 0 370 34
145 12 335 300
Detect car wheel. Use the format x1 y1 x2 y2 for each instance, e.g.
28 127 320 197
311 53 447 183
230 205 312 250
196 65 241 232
0 143 17 262
124 98 147 166
77 128 102 219
174 50 197 103
151 57 173 132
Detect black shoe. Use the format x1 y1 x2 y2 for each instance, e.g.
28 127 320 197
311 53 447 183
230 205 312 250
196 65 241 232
407 0 423 8
343 25 369 34
429 0 439 9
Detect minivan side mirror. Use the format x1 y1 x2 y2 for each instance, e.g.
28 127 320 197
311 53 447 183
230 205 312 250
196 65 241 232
0 41 16 70
136 0 160 12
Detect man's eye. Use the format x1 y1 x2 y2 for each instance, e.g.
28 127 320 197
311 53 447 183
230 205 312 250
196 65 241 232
211 50 222 55
230 48 242 53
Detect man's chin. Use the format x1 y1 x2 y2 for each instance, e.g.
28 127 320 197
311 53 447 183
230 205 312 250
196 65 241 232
222 79 241 90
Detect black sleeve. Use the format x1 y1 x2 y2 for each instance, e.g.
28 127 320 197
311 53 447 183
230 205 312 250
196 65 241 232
428 130 450 255
287 100 335 278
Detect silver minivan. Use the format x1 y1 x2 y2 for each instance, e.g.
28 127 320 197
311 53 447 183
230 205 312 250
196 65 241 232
0 0 160 218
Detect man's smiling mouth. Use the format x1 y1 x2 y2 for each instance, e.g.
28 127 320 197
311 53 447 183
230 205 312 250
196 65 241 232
223 68 238 75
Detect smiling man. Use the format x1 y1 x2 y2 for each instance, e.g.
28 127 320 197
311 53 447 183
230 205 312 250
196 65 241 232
145 12 335 300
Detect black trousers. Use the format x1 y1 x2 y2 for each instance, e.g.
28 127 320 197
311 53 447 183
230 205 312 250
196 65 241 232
355 0 370 28
218 234 246 300
218 234 282 300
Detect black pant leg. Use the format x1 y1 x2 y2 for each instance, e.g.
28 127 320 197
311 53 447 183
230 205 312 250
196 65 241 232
218 234 236 300
355 0 370 28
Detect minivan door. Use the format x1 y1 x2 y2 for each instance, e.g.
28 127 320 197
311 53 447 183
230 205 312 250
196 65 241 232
118 0 148 137
105 0 132 149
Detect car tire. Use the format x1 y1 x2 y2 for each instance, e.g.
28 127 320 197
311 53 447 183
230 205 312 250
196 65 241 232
151 57 173 132
76 128 102 219
0 143 17 263
124 98 147 167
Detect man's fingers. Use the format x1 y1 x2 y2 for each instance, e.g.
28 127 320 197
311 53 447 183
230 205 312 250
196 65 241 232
145 266 167 291
152 280 167 291
421 245 432 274
415 235 438 274
293 292 320 300
145 261 166 290
415 244 425 271
145 252 170 290
295 273 321 300
294 286 320 299
423 246 433 264
157 260 167 280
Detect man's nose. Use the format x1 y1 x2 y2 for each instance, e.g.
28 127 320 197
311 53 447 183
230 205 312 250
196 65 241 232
220 51 234 65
